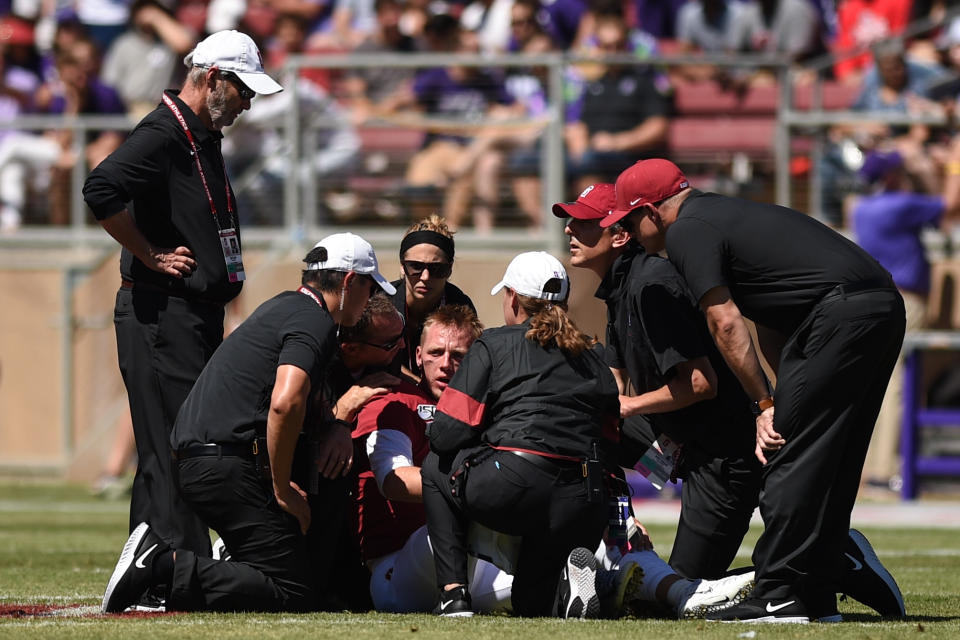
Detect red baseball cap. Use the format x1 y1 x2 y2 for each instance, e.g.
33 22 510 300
551 183 617 220
0 16 35 46
599 159 690 228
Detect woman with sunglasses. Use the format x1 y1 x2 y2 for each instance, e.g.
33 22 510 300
391 215 476 375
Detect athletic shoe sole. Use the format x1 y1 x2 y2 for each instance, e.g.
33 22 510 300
564 547 600 620
716 615 810 624
847 528 905 616
102 522 150 613
682 572 756 619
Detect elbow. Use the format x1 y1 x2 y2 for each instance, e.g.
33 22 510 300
690 369 717 401
711 316 740 347
270 394 305 422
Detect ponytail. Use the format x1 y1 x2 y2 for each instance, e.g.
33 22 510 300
516 294 595 357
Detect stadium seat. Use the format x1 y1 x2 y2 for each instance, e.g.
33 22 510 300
668 117 775 159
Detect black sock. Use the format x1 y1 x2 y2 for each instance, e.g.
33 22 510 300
151 549 175 584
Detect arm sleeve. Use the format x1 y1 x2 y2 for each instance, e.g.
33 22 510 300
604 320 625 369
366 429 415 493
431 338 495 453
277 307 335 378
665 217 729 304
638 285 710 379
82 122 171 219
899 194 945 230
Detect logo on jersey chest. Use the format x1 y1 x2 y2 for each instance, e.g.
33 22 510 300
417 404 436 423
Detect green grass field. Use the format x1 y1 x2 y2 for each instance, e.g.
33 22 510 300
1 480 958 639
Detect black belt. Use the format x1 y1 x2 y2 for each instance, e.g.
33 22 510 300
508 450 586 482
173 442 258 461
121 279 225 308
820 279 892 304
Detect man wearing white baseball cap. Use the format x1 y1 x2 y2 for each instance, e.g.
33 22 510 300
101 233 394 613
185 29 284 99
84 28 284 606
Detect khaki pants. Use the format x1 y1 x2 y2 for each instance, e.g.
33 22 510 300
862 289 927 483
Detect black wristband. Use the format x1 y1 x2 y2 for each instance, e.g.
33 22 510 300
332 418 354 431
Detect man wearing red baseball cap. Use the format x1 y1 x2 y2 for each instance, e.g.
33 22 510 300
555 183 762 584
607 158 907 623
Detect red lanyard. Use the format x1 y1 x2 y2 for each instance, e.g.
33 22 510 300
298 286 327 309
162 93 235 230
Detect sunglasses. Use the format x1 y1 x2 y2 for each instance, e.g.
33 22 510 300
401 260 453 279
359 331 405 351
219 71 256 100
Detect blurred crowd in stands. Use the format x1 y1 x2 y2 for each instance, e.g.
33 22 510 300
5 0 960 232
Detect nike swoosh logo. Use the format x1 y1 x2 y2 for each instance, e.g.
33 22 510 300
629 197 644 206
135 543 158 569
765 600 795 613
440 599 455 611
846 553 863 571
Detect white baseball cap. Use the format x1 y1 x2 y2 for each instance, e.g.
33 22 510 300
185 30 283 96
490 251 569 302
306 233 396 295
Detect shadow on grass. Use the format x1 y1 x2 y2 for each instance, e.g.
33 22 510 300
842 613 960 623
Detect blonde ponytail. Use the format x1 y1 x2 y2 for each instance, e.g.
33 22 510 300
517 294 594 357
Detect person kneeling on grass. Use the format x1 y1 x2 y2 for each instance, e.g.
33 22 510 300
101 233 394 613
420 252 755 619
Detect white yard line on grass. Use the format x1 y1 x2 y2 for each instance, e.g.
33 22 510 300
0 500 127 514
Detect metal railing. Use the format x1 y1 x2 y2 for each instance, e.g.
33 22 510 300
1 47 954 248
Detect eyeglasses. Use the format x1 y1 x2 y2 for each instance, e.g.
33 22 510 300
219 71 256 100
401 260 453 279
358 332 405 351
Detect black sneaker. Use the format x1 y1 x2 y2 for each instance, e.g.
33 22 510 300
705 595 810 624
127 586 167 613
434 585 474 618
557 547 600 620
840 529 905 617
102 523 168 613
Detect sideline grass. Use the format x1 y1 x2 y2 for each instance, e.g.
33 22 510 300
1 480 958 639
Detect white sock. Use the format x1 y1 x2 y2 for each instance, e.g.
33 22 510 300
617 550 676 602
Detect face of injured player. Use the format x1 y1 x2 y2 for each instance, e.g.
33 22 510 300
416 322 475 400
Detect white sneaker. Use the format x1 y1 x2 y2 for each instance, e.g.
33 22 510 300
679 571 756 619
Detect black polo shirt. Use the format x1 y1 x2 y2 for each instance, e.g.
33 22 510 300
389 279 476 372
598 245 754 455
666 190 894 336
580 68 670 137
171 285 337 448
83 90 242 304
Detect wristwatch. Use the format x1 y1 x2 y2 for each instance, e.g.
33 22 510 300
751 396 774 416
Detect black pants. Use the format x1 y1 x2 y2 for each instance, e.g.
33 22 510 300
751 288 905 613
169 456 315 612
305 475 372 611
422 447 607 617
114 287 223 554
669 451 761 579
620 415 761 580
